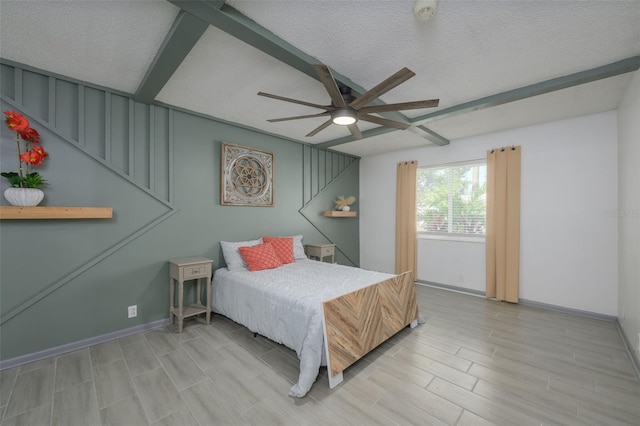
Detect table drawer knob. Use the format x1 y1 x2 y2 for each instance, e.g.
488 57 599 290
184 266 204 277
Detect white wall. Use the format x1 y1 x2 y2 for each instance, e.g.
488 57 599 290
360 111 619 316
617 69 640 361
419 239 485 293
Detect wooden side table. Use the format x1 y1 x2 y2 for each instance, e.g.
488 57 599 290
305 243 336 263
168 257 213 332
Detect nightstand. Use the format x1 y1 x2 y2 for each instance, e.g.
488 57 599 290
168 257 213 332
305 243 336 263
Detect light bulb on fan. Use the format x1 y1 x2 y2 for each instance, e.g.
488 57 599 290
414 0 437 21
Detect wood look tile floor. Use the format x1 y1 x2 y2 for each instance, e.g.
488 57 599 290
1 285 639 425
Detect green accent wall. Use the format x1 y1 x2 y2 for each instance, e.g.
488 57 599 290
0 63 359 361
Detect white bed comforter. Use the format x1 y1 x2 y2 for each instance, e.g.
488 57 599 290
212 259 393 397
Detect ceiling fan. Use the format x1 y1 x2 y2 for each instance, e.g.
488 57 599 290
257 64 439 139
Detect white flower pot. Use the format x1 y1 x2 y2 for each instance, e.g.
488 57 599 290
4 187 44 206
341 205 351 212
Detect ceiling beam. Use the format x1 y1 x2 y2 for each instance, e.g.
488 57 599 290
167 0 449 145
316 126 398 150
168 1 319 80
319 56 640 150
315 121 451 150
410 56 640 126
134 10 211 103
167 2 383 104
409 125 449 146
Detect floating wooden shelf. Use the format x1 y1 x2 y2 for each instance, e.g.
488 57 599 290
324 210 357 217
0 206 113 220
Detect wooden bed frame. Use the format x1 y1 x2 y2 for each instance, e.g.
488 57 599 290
321 271 418 388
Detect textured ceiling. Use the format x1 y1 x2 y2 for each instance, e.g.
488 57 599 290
0 0 179 94
1 0 639 157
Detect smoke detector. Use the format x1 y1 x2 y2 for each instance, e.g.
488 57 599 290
414 0 437 21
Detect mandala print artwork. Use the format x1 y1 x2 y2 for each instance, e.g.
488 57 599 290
221 142 274 206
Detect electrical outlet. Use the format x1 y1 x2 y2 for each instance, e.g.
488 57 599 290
128 305 137 318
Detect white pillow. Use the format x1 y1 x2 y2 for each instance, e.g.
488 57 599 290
291 235 307 260
220 238 262 271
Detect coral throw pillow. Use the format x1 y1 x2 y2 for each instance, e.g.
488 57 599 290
238 242 283 271
263 236 295 264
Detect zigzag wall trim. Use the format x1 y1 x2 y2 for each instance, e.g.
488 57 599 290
0 64 178 325
299 145 359 265
0 210 177 325
1 63 172 206
1 94 173 209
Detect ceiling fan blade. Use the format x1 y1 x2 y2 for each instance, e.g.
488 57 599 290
258 92 335 111
359 99 439 114
306 119 333 137
313 64 346 107
348 124 363 139
349 67 415 109
267 112 330 123
359 114 410 130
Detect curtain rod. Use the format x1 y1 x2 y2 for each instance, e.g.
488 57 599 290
489 145 518 153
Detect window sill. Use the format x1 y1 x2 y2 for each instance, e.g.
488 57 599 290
418 233 485 243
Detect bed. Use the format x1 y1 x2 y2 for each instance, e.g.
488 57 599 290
212 241 419 397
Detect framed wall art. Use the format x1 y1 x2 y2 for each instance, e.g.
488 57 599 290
221 142 274 206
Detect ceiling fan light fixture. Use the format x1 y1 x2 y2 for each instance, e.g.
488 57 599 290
414 0 437 21
331 108 357 126
260 64 439 139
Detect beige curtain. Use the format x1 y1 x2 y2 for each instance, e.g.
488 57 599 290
486 146 521 303
396 160 417 280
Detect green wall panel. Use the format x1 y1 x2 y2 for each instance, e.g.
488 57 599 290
84 87 106 159
153 107 171 202
133 102 151 189
21 71 48 120
300 163 360 266
0 64 15 100
54 79 79 142
109 94 130 174
0 63 360 362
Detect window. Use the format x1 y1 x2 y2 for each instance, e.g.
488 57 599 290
417 161 487 235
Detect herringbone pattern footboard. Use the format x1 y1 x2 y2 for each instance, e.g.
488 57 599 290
323 271 418 377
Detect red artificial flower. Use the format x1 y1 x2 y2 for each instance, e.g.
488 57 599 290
19 127 40 143
31 145 48 159
20 146 48 166
19 151 37 165
2 110 49 188
4 110 30 132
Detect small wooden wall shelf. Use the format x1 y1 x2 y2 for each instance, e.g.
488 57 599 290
0 206 113 220
324 210 357 217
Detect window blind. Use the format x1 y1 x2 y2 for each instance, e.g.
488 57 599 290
417 162 487 235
